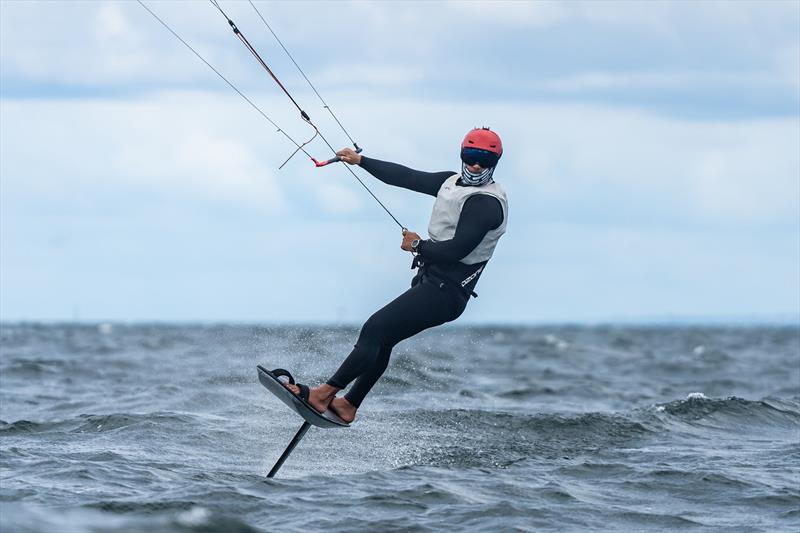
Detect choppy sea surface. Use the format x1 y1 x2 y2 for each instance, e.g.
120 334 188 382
0 323 798 532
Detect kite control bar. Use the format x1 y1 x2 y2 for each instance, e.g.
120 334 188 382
312 145 363 167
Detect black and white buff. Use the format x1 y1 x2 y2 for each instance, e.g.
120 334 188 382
460 162 496 186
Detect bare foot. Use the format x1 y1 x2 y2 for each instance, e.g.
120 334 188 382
284 383 338 414
329 396 357 423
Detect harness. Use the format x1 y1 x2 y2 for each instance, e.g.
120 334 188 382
411 255 478 299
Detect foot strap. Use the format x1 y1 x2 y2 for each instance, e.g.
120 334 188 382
271 368 295 385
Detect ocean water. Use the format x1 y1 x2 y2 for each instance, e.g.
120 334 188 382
0 323 798 532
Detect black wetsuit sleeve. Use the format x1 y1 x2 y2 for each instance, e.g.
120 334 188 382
417 194 503 263
359 156 454 197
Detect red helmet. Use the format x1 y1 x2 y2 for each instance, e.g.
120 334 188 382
461 127 503 157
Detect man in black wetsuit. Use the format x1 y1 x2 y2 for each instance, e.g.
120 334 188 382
285 128 508 423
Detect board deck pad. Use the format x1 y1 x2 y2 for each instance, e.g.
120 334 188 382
257 365 350 428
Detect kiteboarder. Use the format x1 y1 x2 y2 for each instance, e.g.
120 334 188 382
140 1 507 428
283 128 508 423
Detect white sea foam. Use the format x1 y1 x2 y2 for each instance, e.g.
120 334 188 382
543 334 569 350
177 506 211 527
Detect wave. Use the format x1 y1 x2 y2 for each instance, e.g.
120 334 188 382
386 394 799 468
0 412 197 436
394 408 652 468
404 394 799 440
651 395 800 434
1 357 77 376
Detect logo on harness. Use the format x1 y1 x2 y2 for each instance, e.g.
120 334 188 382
461 265 484 287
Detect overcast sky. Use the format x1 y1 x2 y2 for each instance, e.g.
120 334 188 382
1 0 798 324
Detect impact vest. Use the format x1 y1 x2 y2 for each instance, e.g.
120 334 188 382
427 174 508 265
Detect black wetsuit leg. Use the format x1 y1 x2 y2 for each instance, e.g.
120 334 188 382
344 344 393 408
327 279 468 407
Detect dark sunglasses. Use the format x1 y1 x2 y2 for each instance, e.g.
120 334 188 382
461 147 500 168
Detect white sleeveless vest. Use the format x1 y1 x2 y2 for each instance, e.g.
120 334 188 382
427 174 508 265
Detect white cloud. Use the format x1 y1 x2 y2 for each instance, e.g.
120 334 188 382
688 132 799 223
1 0 239 85
94 2 132 42
1 92 290 212
122 129 286 211
528 70 783 93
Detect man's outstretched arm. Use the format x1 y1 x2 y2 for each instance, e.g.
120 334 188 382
336 148 453 197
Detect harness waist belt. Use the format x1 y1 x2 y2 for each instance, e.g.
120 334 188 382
421 271 478 299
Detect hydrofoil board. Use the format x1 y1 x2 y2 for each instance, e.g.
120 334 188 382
256 365 349 428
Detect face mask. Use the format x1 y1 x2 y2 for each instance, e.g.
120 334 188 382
461 162 495 186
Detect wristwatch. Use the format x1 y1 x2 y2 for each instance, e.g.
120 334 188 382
411 239 421 253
